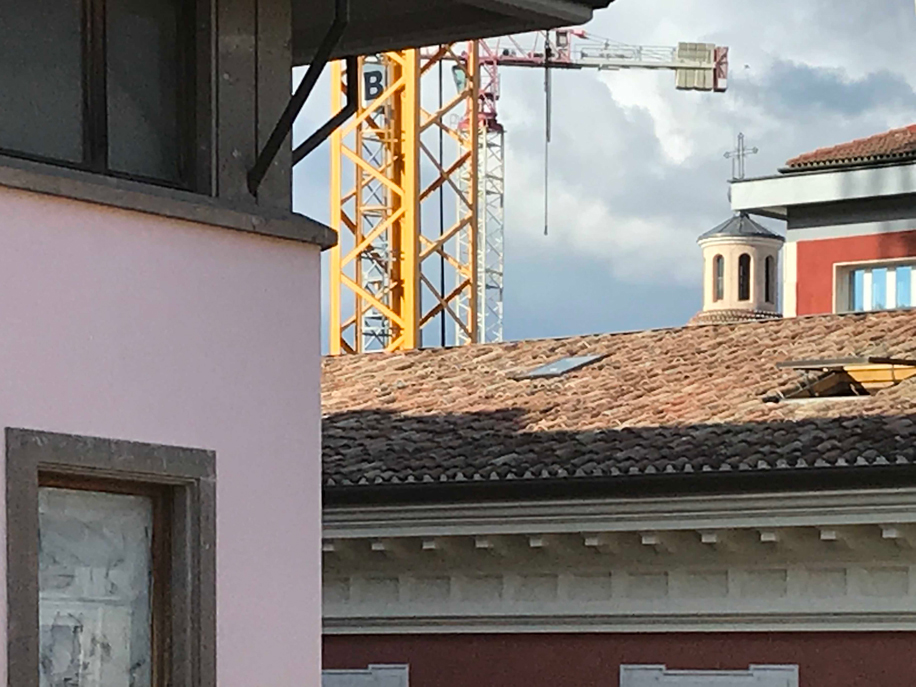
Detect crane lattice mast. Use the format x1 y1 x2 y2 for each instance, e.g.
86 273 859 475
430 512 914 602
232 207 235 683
328 31 727 354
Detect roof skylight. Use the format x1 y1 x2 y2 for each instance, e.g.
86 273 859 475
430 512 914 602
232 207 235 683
513 354 604 380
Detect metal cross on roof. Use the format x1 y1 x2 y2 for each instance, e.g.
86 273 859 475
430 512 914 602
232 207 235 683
724 132 759 180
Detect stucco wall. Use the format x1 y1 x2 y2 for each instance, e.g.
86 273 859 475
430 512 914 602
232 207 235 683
699 239 781 314
324 632 916 687
0 186 322 687
793 229 916 315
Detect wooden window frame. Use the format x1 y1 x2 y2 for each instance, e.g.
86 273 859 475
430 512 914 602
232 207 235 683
5 428 216 687
38 474 173 686
0 0 209 192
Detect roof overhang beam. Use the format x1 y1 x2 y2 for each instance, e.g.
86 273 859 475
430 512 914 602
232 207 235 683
292 0 613 65
731 162 916 221
464 0 592 24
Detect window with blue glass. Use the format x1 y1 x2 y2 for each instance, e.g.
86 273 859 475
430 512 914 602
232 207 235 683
898 266 912 308
847 263 915 312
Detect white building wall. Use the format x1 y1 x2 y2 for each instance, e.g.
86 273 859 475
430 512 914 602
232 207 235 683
783 240 798 317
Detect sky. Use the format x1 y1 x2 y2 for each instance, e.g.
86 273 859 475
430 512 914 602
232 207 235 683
291 0 916 346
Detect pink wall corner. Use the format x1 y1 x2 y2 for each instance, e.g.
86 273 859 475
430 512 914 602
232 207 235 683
0 186 323 687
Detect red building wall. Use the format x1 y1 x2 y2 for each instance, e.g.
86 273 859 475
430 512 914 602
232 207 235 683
795 229 916 315
325 632 916 687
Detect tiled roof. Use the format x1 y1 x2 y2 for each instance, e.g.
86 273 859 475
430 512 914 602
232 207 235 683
322 310 916 491
784 124 916 171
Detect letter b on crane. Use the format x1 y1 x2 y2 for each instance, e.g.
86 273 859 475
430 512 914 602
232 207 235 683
363 64 385 104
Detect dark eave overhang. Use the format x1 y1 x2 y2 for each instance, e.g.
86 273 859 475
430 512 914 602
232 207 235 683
323 463 916 508
293 0 615 65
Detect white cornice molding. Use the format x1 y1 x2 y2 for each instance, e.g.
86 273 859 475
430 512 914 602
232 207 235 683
697 235 785 249
324 489 916 636
324 488 916 539
324 610 916 635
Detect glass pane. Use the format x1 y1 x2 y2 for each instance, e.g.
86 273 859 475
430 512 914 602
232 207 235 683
897 266 912 308
518 355 604 379
872 267 888 310
107 0 182 182
39 487 153 687
0 0 84 162
851 269 865 311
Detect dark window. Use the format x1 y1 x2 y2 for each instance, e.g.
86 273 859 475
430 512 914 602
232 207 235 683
0 0 85 163
765 255 775 304
713 255 724 302
6 429 216 687
0 0 193 186
738 253 751 301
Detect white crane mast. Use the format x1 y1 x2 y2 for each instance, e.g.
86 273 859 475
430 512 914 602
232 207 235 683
458 29 728 344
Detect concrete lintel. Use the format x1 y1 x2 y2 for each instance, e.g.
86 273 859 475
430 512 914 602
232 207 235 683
0 155 337 250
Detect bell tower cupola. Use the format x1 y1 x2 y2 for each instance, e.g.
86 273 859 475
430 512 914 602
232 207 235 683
693 212 785 325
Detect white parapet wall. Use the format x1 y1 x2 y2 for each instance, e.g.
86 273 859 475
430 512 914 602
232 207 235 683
730 163 916 219
620 665 798 687
323 665 410 687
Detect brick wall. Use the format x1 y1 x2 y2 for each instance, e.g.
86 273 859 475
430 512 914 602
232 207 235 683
325 632 916 687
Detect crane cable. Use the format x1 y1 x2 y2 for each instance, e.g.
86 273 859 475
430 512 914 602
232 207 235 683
543 40 553 236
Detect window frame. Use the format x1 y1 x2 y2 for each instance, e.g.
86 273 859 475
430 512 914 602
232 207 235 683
834 258 916 314
0 0 207 192
5 428 216 687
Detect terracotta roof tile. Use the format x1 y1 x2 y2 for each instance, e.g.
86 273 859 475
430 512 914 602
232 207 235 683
784 124 916 170
322 310 916 490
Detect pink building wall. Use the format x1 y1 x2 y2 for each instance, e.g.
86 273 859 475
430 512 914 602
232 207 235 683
0 186 322 687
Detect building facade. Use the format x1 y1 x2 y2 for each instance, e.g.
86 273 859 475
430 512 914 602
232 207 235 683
732 124 916 318
0 0 613 683
322 309 916 687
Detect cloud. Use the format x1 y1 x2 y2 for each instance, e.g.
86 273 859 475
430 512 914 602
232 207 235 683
293 0 916 343
494 0 916 300
751 61 916 118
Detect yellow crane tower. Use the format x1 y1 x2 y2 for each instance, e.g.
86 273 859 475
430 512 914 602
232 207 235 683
328 32 728 355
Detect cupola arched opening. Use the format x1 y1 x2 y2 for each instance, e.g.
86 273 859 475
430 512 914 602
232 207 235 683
713 255 724 302
738 253 751 301
765 255 775 304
